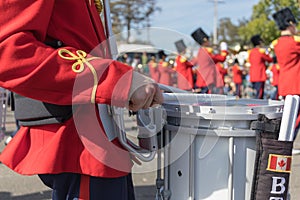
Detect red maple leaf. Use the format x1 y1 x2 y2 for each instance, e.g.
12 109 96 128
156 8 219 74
278 159 286 168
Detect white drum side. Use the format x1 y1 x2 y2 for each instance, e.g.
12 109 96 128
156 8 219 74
161 95 283 200
167 128 256 200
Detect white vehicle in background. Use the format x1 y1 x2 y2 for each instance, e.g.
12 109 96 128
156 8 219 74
117 43 160 75
117 43 159 55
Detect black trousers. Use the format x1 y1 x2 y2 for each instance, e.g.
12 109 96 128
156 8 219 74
38 173 135 200
252 81 265 99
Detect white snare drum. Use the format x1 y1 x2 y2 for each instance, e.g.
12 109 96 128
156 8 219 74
159 94 283 200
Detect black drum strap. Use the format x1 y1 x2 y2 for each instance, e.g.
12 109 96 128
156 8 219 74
14 93 73 126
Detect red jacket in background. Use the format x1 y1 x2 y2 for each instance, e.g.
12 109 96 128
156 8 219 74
192 47 228 88
148 60 160 82
269 64 280 87
175 55 194 90
158 60 174 86
248 47 273 82
216 62 228 85
232 64 243 84
272 36 300 96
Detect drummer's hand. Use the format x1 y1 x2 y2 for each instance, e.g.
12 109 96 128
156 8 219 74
128 72 163 112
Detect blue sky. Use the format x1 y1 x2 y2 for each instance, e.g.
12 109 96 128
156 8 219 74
151 0 260 35
131 0 260 52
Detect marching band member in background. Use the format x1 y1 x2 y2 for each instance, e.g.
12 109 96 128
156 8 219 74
216 61 228 86
248 34 273 99
272 7 300 136
191 27 228 93
174 39 194 91
215 58 228 94
231 59 243 98
268 56 280 100
0 1 163 199
158 50 174 86
148 55 160 82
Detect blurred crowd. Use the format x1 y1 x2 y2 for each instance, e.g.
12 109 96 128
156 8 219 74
117 39 279 100
116 7 300 104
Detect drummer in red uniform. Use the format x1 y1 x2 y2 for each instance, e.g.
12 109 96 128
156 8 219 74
0 1 163 199
191 27 228 93
248 34 273 99
174 39 194 91
272 7 300 135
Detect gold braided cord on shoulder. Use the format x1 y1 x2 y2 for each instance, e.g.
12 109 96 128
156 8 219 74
94 0 103 14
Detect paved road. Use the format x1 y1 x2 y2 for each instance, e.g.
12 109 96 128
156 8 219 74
0 107 299 200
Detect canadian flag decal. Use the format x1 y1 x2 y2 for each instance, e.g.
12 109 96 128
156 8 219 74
267 154 292 173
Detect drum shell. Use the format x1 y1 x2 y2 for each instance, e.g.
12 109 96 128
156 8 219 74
162 95 283 200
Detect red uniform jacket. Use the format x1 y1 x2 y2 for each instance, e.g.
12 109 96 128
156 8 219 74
148 61 160 82
232 64 243 84
269 64 280 87
248 48 273 82
158 60 174 86
216 62 228 85
192 47 228 88
175 55 194 90
272 36 300 96
0 0 134 177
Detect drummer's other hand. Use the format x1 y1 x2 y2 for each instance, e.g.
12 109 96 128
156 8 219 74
128 72 163 111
